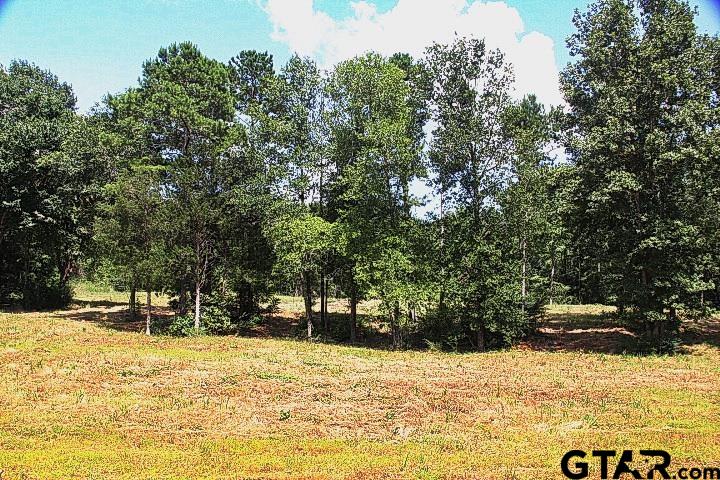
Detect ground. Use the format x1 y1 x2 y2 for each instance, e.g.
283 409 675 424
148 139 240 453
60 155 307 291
0 285 718 479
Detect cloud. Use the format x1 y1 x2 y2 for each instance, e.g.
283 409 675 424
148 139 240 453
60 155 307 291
263 0 563 106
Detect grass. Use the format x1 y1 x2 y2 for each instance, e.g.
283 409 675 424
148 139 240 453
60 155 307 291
0 286 718 479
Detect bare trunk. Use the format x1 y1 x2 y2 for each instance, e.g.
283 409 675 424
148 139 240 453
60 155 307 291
129 283 137 320
302 271 313 340
647 318 666 338
521 237 527 315
194 283 201 330
178 278 189 315
145 289 152 336
391 302 401 349
408 303 417 344
350 288 358 343
320 273 326 335
324 278 329 332
549 252 556 306
438 187 446 314
476 326 485 352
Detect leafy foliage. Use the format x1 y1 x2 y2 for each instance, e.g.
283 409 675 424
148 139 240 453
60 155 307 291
0 61 108 308
561 0 720 334
2 2 717 350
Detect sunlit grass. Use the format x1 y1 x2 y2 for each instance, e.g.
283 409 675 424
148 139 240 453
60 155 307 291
71 280 171 308
0 288 717 479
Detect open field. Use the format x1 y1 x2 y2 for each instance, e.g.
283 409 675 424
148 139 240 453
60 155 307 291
0 288 719 479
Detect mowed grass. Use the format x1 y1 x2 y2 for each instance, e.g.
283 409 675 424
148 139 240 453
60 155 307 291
0 288 719 479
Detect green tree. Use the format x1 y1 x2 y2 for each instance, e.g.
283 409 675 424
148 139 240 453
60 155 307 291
327 53 422 347
95 165 169 335
501 95 560 314
224 50 288 329
273 55 332 333
425 37 519 350
137 42 236 330
270 214 336 339
562 0 720 339
0 61 108 308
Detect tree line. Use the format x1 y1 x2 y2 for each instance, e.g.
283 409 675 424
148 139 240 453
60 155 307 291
1 0 718 351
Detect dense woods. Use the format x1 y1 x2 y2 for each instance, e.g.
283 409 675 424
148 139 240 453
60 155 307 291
1 0 718 352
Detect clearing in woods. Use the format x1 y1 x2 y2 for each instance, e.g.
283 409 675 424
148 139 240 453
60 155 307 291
0 284 718 479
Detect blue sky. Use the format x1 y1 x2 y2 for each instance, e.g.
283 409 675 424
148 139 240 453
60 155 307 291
0 0 718 112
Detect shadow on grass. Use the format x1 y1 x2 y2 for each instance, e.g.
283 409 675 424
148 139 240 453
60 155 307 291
54 300 389 346
58 304 174 333
525 312 638 354
525 310 720 354
69 299 128 309
0 298 128 315
239 311 391 348
44 298 720 355
678 316 720 350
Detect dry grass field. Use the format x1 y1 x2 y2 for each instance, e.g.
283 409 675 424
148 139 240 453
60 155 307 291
0 285 719 479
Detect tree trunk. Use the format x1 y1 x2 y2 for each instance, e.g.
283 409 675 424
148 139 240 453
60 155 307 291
302 271 313 340
391 302 401 349
323 278 329 333
178 278 189 315
521 237 527 315
476 326 485 352
145 288 152 336
438 187 446 314
549 252 556 306
194 283 201 330
320 273 326 335
350 287 358 343
390 310 397 349
129 283 137 320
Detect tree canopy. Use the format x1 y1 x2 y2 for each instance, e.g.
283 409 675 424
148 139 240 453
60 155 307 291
1 0 717 352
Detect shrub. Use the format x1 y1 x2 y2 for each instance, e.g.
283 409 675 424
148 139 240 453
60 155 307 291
155 314 204 337
617 309 682 355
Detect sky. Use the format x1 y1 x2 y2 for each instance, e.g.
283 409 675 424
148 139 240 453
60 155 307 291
0 0 718 113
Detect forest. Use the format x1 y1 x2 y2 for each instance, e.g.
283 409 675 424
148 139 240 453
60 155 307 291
1 0 719 353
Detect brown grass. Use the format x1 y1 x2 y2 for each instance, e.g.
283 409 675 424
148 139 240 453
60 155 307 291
0 289 718 479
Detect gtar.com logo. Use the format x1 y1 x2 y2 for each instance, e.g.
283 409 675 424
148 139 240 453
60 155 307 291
560 450 720 479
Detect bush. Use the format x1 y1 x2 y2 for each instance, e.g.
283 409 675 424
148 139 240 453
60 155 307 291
162 291 264 336
201 302 236 335
22 272 72 309
155 314 205 337
635 332 681 355
204 291 263 334
617 309 682 355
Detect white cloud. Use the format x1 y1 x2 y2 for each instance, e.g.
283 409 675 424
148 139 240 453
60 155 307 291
263 0 563 106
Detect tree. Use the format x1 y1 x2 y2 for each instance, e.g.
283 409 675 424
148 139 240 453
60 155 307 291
271 214 336 339
274 55 332 333
425 37 519 350
561 0 720 338
0 61 108 308
229 50 275 114
501 95 560 314
95 165 169 335
137 42 236 330
326 53 422 347
221 50 289 330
